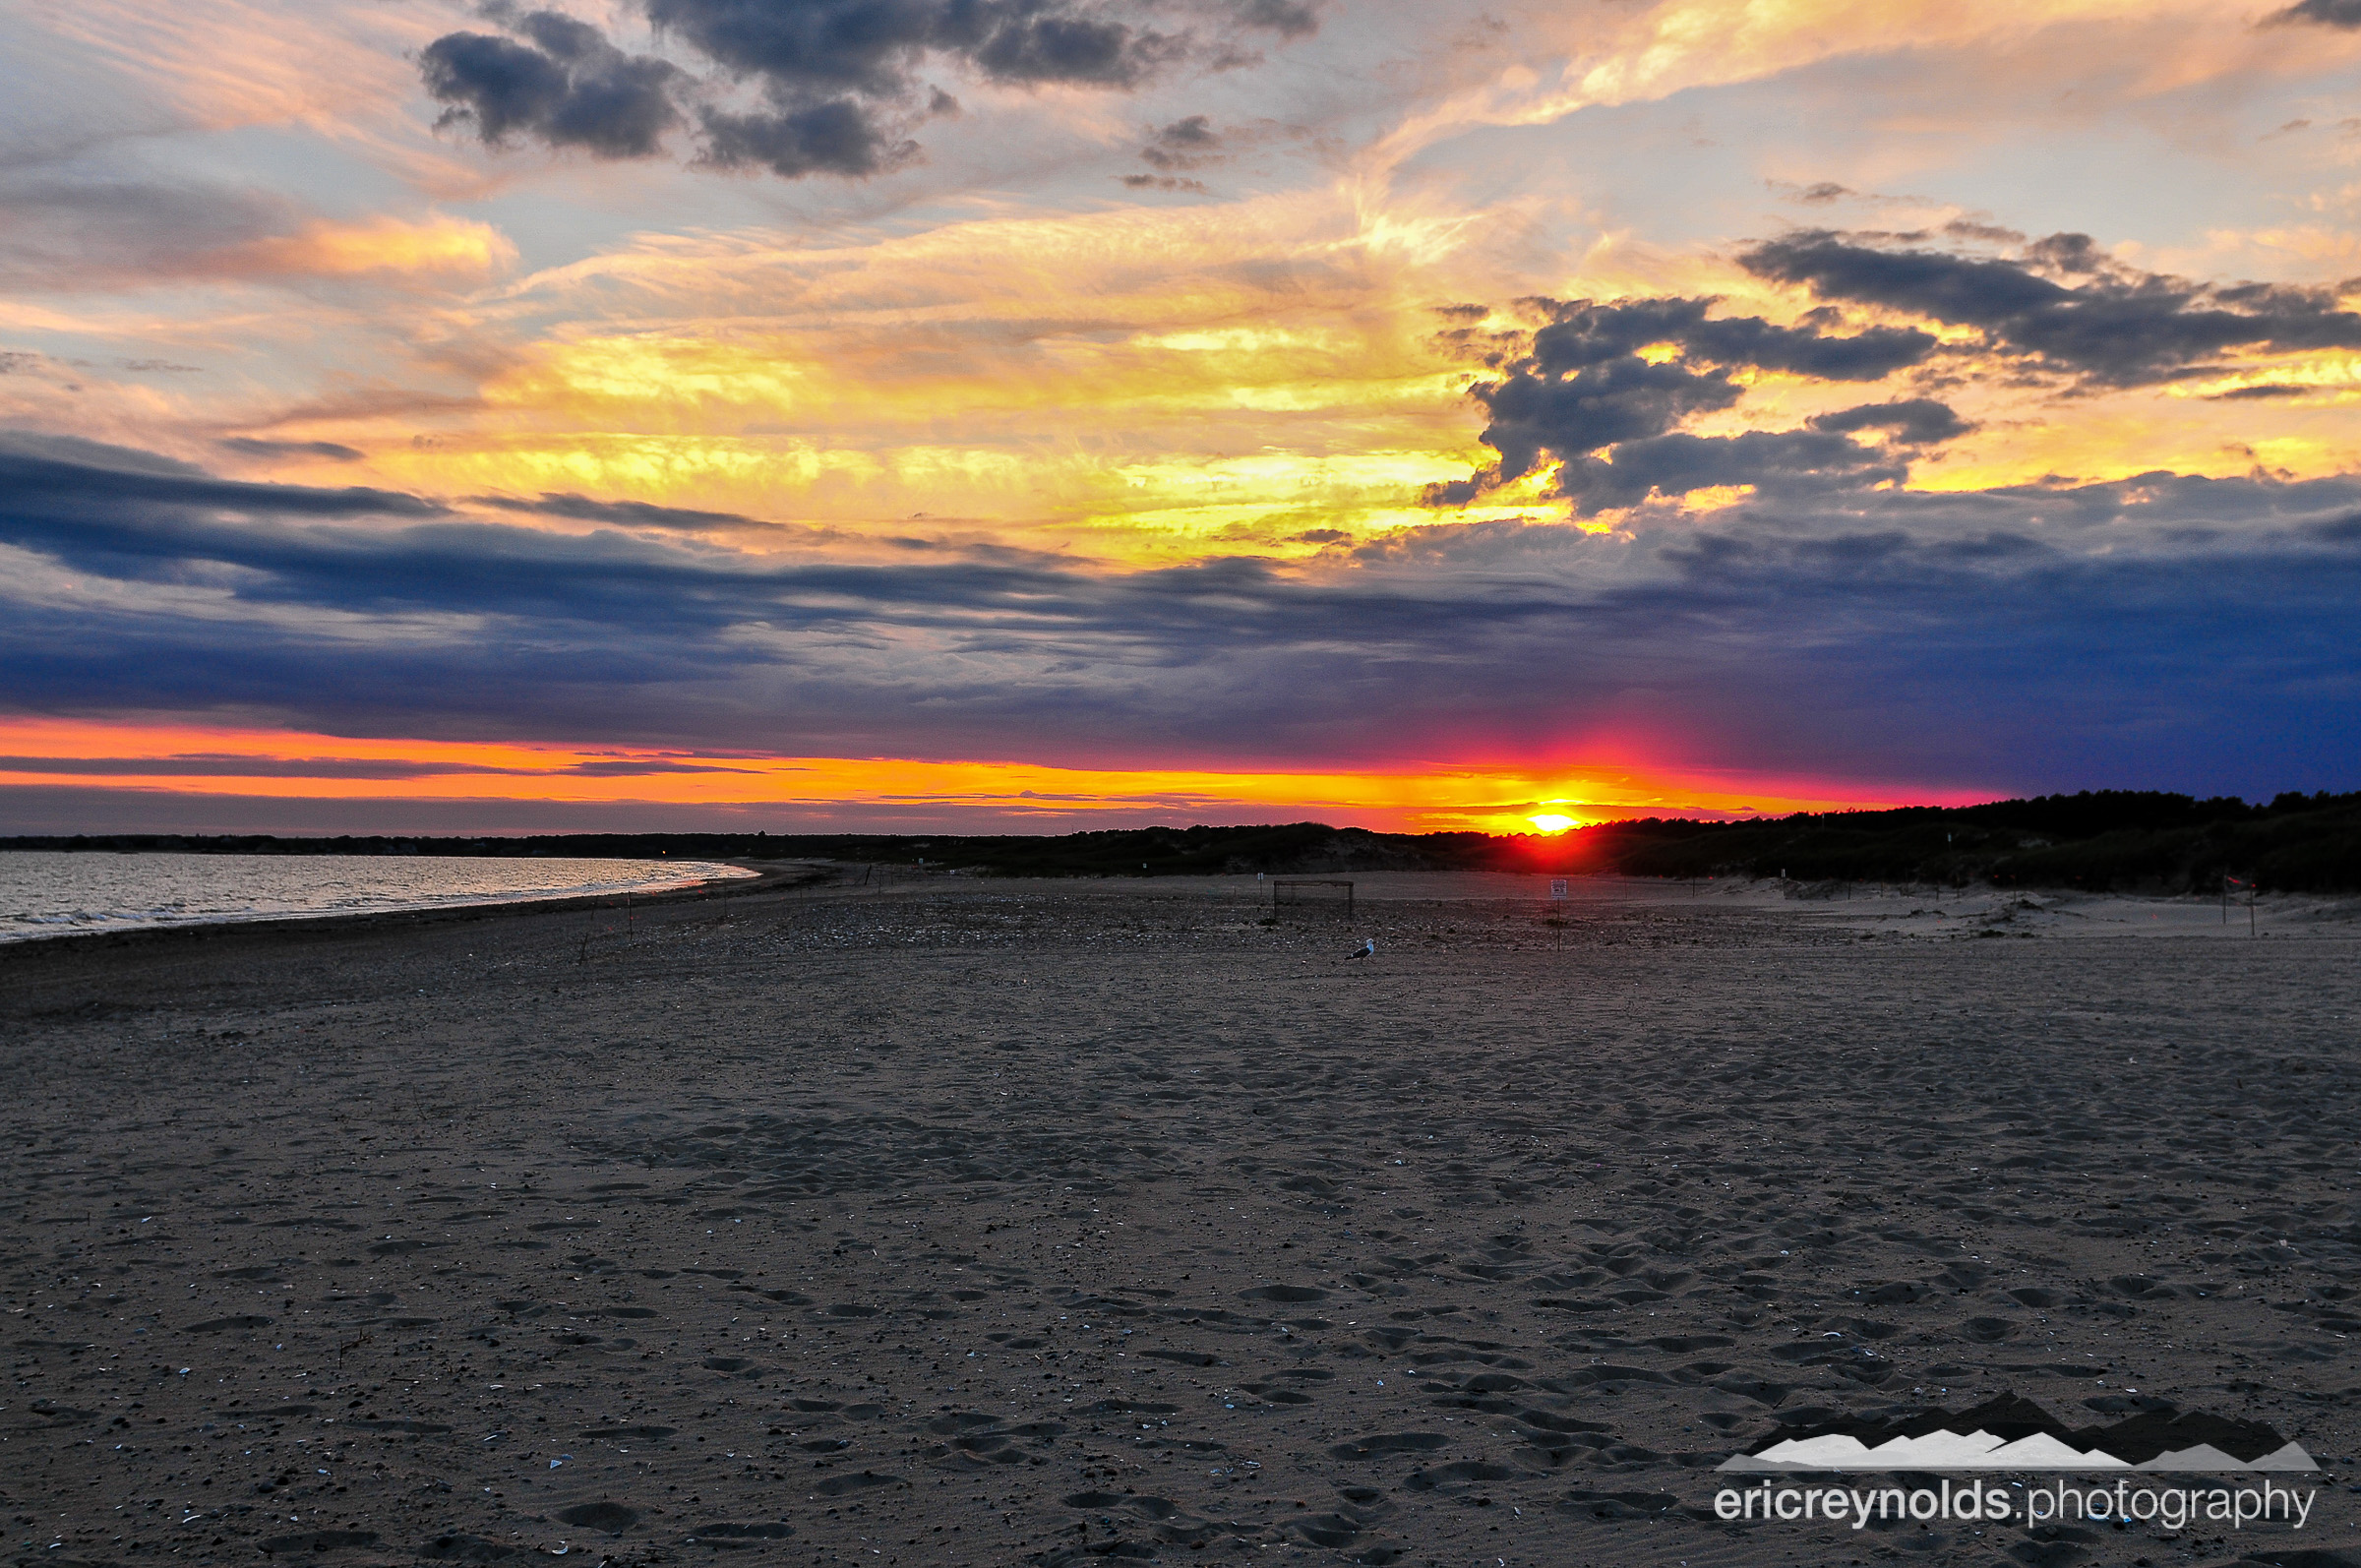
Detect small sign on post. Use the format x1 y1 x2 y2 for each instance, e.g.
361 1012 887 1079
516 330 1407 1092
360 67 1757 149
1549 878 1567 902
2225 873 2257 936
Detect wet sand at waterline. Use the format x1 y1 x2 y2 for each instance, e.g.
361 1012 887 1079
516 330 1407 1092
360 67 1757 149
2 872 2357 1568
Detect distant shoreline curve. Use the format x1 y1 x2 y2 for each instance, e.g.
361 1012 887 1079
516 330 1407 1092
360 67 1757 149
0 859 804 958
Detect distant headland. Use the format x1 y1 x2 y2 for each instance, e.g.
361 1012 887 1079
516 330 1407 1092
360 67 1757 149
6 789 2357 893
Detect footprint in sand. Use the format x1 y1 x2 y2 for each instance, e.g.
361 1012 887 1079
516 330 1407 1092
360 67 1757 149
687 1522 794 1544
257 1529 380 1555
419 1534 523 1562
1328 1432 1450 1460
552 1502 637 1534
1403 1459 1522 1495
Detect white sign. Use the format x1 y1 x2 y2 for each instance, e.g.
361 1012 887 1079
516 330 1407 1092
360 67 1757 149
1549 878 1567 901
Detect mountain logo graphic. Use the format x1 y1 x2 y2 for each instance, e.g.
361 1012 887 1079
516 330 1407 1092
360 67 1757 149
1719 1394 2318 1473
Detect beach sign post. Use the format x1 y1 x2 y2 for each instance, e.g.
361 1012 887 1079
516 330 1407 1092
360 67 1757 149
2225 873 2256 935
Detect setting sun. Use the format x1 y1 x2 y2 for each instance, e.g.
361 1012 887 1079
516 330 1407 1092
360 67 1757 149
1529 814 1579 833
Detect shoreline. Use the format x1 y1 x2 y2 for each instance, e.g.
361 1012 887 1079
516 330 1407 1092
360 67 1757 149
4 862 2345 974
0 857 809 960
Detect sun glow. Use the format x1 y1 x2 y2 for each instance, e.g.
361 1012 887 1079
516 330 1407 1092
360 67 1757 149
1528 814 1579 833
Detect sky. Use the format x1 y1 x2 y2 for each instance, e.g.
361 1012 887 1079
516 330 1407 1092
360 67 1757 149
4 0 2361 835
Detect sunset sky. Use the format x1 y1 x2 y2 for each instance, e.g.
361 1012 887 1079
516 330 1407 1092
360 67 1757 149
5 0 2361 834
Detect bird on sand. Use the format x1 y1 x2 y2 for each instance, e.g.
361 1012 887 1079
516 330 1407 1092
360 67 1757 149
1346 938 1375 960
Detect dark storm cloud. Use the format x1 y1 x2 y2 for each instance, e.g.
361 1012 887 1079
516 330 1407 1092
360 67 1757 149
0 438 1154 647
470 490 779 530
697 99 914 177
1120 173 1207 193
642 0 1160 92
967 9 1182 85
219 438 367 461
2266 0 2361 27
1423 295 1941 513
1739 229 2361 386
1432 230 2361 516
1681 314 1935 380
5 436 2360 794
1426 353 1738 503
0 438 438 525
1232 0 1318 36
1944 219 2026 245
1141 113 1219 168
422 12 684 158
421 1 1313 179
1555 428 1905 513
1807 397 1974 445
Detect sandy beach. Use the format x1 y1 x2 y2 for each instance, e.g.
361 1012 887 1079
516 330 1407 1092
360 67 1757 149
3 871 2356 1568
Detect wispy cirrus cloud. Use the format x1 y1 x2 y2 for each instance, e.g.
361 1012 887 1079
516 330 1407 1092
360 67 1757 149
0 178 514 293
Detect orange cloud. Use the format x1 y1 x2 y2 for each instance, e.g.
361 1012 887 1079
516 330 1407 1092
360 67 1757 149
333 191 1516 553
203 214 517 284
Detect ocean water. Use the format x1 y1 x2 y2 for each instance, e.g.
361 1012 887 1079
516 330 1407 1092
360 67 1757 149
0 852 758 942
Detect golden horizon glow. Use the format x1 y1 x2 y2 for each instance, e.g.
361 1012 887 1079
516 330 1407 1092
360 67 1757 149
0 717 1972 835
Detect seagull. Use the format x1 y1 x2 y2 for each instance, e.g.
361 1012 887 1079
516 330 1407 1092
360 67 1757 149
1345 938 1375 960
